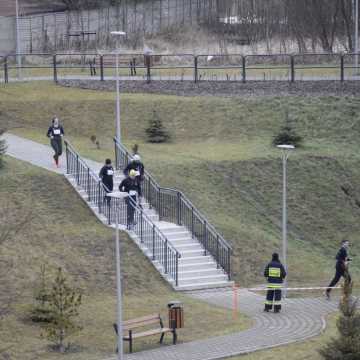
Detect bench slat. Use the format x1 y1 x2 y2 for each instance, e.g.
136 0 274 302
123 314 160 330
124 327 172 340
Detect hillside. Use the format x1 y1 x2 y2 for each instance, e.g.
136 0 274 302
0 157 248 359
1 82 359 288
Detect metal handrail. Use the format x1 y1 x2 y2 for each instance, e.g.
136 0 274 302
64 140 181 286
114 138 232 279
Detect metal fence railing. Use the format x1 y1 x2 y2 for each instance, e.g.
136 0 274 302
65 140 181 286
114 138 232 280
2 52 360 84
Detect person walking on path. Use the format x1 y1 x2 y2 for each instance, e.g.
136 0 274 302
99 158 114 205
124 154 145 192
264 253 286 313
119 169 141 230
46 117 64 167
325 240 352 300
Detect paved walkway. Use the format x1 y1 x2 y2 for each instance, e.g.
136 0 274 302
4 133 340 359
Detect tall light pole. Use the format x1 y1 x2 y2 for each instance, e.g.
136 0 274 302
107 192 127 360
15 0 22 79
276 144 295 298
355 0 359 74
111 31 126 144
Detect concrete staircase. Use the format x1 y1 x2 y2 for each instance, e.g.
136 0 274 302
66 168 232 291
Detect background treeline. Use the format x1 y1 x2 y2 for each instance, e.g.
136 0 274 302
31 0 358 53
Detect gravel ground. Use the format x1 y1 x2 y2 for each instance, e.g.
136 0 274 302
59 79 360 97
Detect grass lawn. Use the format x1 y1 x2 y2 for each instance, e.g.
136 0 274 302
0 157 251 359
1 82 360 290
227 314 338 360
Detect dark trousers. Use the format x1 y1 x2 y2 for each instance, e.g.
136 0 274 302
103 182 113 206
326 264 351 294
265 289 282 312
50 138 63 161
126 195 137 227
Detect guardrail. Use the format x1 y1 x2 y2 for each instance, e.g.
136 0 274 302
65 140 180 286
2 52 360 84
114 138 232 279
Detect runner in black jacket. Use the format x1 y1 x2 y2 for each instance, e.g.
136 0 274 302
99 159 114 205
325 240 352 299
46 117 64 167
119 169 141 229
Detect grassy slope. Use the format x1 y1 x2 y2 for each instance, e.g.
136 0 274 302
1 82 360 288
0 157 249 359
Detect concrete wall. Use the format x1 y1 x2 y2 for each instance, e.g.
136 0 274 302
0 17 15 55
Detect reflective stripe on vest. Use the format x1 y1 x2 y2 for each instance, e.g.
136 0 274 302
269 267 281 278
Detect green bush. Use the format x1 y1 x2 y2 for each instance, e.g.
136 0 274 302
145 110 171 143
272 111 303 148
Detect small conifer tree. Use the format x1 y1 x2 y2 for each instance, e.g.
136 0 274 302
145 110 170 143
43 268 82 352
319 270 360 359
273 110 303 147
31 265 53 323
0 129 7 168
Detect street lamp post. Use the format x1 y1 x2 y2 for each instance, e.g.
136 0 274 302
15 0 22 79
106 192 128 360
276 144 295 298
355 0 359 74
110 31 126 144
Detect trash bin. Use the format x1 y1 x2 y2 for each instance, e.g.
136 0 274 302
168 301 184 329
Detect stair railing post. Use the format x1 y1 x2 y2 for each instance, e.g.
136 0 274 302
140 209 144 243
157 190 161 220
76 154 80 185
227 248 231 280
175 253 179 287
164 240 168 274
177 192 181 225
152 224 156 260
65 142 69 174
98 182 102 213
340 54 344 82
191 206 194 239
87 168 90 200
203 221 207 255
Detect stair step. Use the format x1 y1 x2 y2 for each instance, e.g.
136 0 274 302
179 262 217 271
179 249 206 257
178 268 223 278
176 280 233 291
179 256 213 264
168 238 198 246
175 243 203 251
164 232 191 240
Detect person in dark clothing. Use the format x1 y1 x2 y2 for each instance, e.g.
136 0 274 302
264 253 286 313
119 169 141 230
124 154 144 183
99 159 114 205
46 117 64 167
325 240 352 300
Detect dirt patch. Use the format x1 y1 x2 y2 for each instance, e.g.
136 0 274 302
59 79 360 98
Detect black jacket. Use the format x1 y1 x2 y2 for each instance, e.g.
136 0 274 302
124 161 145 180
99 165 114 191
119 177 141 197
264 260 286 284
47 125 64 138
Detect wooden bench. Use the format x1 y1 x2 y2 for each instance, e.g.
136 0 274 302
113 313 177 353
90 55 139 76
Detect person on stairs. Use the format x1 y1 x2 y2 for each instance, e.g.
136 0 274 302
46 117 64 167
264 253 286 313
119 169 141 230
99 158 114 205
124 154 144 202
325 239 352 300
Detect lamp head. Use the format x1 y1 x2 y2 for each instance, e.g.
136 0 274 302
111 31 126 36
276 144 295 150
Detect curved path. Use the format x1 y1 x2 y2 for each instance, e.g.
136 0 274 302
4 133 339 360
